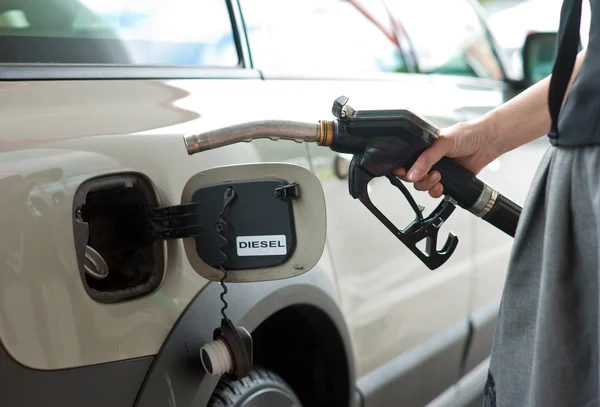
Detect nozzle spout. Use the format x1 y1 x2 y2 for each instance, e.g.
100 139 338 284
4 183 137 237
184 120 331 155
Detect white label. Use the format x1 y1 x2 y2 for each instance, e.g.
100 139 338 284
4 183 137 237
236 235 287 256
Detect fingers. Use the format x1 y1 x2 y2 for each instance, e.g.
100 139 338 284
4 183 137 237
429 183 444 198
405 136 453 182
416 171 444 198
414 171 440 192
394 167 444 197
392 167 407 179
393 132 454 199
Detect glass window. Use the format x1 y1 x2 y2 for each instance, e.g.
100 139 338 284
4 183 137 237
0 0 238 66
239 0 408 77
387 0 504 80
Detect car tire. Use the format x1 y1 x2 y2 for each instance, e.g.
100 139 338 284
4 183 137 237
207 366 302 407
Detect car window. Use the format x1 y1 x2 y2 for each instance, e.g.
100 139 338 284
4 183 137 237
0 0 238 66
387 0 504 80
239 0 408 77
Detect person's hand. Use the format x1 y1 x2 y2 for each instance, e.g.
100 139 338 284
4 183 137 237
393 121 500 198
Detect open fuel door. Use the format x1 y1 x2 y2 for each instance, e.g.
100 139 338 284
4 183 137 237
180 163 326 283
72 162 326 305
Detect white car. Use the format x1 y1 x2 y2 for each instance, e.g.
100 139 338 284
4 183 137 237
0 0 553 406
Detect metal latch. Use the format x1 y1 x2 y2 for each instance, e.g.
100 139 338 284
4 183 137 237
274 182 301 200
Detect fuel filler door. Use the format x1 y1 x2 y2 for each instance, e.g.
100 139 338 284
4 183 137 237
180 162 327 283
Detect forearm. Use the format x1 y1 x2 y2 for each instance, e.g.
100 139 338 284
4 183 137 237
478 48 587 156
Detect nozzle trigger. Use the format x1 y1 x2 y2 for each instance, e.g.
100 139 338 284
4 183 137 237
349 162 458 270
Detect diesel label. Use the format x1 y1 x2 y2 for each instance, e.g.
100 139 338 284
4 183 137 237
236 235 287 256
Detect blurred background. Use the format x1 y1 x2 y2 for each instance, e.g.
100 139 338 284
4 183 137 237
479 0 590 78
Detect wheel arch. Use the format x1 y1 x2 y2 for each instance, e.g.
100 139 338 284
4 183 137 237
134 266 356 407
252 303 351 407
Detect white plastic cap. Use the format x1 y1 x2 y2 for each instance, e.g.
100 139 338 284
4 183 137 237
200 338 233 375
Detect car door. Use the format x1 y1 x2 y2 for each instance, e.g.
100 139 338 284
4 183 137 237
387 0 542 375
239 0 477 403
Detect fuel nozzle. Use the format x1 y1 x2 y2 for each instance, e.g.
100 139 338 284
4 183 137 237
183 96 522 270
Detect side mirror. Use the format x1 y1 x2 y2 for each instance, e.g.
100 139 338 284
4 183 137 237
522 32 558 87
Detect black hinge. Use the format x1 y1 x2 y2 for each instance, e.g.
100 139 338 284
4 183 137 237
109 202 204 244
143 203 204 241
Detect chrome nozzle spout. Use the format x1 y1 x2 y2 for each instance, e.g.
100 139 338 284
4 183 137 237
183 120 335 155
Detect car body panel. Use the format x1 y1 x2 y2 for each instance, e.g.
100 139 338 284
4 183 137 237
0 77 277 369
0 264 354 407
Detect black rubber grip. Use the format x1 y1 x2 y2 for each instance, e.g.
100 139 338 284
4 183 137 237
482 194 521 237
431 156 484 210
431 156 522 237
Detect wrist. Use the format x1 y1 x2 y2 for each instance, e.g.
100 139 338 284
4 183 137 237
467 112 504 159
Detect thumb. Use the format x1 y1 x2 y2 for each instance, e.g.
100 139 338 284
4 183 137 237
406 136 453 182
